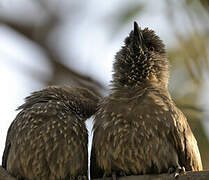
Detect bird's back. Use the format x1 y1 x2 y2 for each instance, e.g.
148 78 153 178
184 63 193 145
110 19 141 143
3 86 99 180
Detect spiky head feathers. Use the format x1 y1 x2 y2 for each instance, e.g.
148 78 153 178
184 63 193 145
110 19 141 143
113 22 168 88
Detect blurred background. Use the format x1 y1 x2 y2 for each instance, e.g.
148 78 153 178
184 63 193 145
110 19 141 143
0 0 209 169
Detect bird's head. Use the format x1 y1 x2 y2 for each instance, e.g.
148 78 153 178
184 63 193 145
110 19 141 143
113 22 168 89
63 86 101 119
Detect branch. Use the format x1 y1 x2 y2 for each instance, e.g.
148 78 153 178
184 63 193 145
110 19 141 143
93 171 209 180
1 166 209 180
0 18 106 96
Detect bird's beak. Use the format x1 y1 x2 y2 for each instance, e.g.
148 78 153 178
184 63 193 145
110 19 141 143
134 21 143 50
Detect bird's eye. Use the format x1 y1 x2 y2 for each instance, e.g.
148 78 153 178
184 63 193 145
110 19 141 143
149 46 155 51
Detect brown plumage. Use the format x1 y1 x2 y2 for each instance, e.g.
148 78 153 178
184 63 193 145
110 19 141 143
2 86 100 180
90 22 202 178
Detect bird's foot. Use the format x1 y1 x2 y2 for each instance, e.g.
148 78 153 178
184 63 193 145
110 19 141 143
70 176 75 180
102 172 108 179
103 172 117 180
77 175 88 180
119 171 127 177
102 172 110 179
168 166 186 178
112 172 117 180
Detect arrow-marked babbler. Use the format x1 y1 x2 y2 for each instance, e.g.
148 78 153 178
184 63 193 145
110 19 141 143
90 22 202 178
2 86 100 180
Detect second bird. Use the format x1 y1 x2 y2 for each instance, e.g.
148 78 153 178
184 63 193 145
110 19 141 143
2 86 100 180
90 22 202 178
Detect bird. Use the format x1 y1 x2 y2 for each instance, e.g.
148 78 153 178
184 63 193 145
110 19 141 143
2 85 100 180
90 22 203 179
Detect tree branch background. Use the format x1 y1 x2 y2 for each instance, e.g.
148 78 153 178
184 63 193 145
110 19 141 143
0 0 209 170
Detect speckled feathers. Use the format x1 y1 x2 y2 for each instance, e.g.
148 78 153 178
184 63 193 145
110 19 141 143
3 86 100 180
113 23 168 88
90 22 202 178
